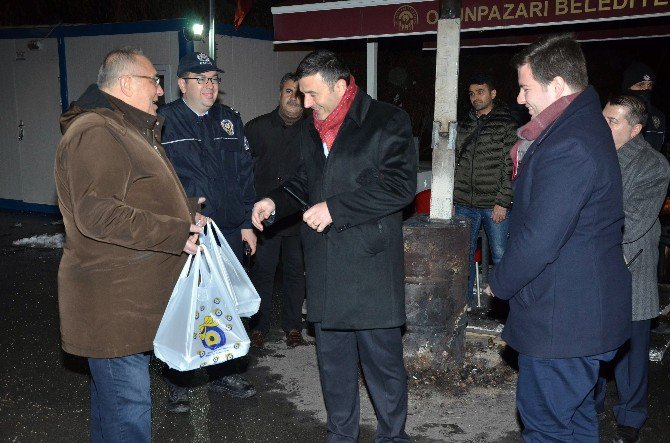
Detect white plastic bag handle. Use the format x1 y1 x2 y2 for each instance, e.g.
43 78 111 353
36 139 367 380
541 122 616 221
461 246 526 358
201 221 241 306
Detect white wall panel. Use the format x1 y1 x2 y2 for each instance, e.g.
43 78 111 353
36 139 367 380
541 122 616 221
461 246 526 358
0 28 308 207
65 32 180 105
215 35 308 123
0 40 21 201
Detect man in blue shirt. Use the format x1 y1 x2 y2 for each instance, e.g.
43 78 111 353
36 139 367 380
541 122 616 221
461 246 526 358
159 52 257 413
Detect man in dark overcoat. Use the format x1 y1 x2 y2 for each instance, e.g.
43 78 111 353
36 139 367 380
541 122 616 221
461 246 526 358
252 49 416 442
485 34 632 441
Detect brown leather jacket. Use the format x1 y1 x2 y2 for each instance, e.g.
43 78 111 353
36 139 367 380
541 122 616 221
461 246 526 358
55 85 196 358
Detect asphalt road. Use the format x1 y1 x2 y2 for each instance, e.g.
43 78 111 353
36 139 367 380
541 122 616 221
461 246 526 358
1 210 669 442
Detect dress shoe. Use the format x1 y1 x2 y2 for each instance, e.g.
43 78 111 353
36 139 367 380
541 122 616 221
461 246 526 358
251 330 265 349
286 329 306 347
612 425 640 443
166 383 190 414
208 374 256 398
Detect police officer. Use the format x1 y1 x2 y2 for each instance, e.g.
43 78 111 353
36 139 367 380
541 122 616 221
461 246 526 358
159 52 257 413
622 62 666 153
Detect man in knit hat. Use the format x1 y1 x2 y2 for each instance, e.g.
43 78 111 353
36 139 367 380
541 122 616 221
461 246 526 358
622 61 666 153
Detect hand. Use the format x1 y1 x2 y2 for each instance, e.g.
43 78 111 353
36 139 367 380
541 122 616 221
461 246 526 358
252 198 276 231
194 212 209 227
303 202 332 233
241 228 257 255
491 205 507 224
483 285 495 298
183 224 203 255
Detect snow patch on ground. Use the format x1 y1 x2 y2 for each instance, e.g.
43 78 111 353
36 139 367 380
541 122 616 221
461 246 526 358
13 233 64 249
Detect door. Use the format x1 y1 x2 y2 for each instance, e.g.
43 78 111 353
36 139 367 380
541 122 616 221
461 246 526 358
13 38 62 205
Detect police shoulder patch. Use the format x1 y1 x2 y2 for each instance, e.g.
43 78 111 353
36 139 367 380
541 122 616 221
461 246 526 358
221 119 235 136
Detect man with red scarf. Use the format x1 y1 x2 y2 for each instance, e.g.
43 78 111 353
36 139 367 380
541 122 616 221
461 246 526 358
485 34 631 441
252 49 416 442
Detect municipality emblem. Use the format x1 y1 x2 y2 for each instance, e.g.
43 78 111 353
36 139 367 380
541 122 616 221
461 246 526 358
221 119 235 136
394 5 419 32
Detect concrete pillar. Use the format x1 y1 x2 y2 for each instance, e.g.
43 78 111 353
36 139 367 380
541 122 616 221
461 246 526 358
403 0 468 376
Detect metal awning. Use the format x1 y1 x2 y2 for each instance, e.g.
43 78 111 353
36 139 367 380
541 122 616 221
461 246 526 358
272 0 670 45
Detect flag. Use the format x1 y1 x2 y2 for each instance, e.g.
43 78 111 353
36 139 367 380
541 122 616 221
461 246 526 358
234 0 253 29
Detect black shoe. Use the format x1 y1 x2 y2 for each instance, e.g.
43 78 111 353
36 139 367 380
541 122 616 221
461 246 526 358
166 383 190 414
612 425 640 443
208 374 256 398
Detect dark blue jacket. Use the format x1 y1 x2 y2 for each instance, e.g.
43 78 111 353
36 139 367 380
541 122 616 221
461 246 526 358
159 99 255 230
489 86 632 358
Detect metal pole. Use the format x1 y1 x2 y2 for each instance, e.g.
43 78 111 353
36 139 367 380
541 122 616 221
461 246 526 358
209 0 216 60
366 40 378 99
429 0 461 221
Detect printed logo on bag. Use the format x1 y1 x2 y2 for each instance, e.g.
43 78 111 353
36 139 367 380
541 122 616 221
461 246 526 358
198 315 226 350
225 315 233 321
215 308 222 316
221 119 235 136
214 297 221 304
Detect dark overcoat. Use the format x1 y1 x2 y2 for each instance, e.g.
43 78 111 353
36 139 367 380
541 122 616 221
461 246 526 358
268 90 417 330
489 86 632 358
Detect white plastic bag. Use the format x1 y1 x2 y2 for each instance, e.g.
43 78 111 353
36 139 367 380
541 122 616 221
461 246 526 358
153 246 251 371
199 220 261 318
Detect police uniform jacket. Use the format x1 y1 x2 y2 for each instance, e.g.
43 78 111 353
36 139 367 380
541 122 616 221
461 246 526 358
159 99 255 231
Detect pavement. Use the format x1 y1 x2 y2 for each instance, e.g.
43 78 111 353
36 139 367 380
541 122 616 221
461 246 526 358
1 209 669 442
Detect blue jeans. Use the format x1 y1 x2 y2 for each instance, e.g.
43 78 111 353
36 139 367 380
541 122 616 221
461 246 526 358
517 350 618 442
455 205 510 304
88 353 151 443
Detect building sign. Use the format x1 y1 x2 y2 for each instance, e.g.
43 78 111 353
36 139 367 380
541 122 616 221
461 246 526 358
459 0 670 29
273 0 670 42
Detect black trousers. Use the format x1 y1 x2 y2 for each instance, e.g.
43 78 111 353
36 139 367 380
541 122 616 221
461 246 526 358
314 324 410 443
249 234 305 333
595 318 651 429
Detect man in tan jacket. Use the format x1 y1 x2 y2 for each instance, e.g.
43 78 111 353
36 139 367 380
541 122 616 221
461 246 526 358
55 47 204 442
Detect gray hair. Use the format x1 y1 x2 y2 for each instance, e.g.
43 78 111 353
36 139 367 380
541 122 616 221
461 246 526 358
97 47 144 89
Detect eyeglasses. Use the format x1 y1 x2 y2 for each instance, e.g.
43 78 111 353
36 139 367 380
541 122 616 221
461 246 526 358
128 74 161 86
182 76 222 85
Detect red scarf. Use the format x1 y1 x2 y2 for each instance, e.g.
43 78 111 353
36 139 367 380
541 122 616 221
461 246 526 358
510 92 579 180
313 76 359 151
